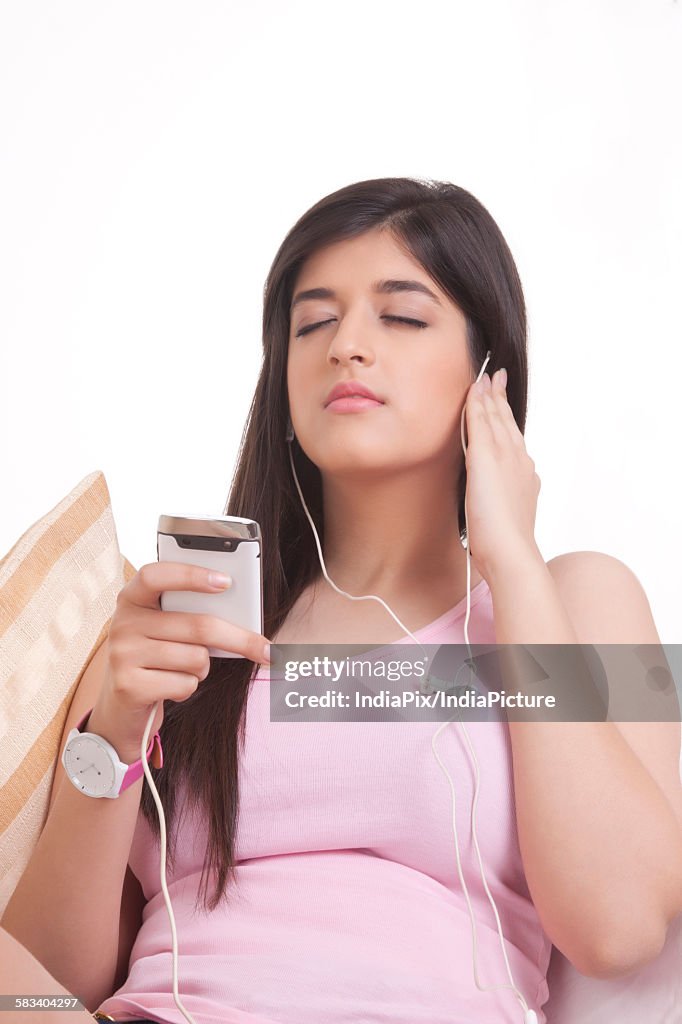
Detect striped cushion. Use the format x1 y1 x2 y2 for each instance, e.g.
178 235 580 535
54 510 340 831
0 471 136 914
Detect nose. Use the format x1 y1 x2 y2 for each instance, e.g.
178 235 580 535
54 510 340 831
325 315 376 368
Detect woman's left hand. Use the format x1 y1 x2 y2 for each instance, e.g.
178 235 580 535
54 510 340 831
462 368 542 582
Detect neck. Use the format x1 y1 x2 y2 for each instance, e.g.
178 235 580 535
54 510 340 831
319 463 482 601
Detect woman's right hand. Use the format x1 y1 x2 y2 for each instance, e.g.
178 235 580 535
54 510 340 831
86 561 271 763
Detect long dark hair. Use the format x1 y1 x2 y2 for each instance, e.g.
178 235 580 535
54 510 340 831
140 177 529 912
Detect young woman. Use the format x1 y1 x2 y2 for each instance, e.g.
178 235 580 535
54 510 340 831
2 177 681 1024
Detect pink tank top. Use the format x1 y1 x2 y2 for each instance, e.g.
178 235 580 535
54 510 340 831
96 578 552 1024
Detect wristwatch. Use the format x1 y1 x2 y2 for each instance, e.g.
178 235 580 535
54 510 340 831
61 708 163 799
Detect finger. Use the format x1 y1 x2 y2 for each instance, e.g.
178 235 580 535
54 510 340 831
132 635 213 681
135 605 270 663
114 666 205 707
471 374 510 449
121 562 232 612
489 370 527 450
464 380 496 451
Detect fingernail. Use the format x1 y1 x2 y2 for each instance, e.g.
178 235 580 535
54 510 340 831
499 367 507 388
208 572 232 588
261 643 271 664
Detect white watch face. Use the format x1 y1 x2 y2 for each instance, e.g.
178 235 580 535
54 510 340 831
64 735 118 797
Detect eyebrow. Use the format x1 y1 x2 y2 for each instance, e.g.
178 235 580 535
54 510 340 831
290 278 443 312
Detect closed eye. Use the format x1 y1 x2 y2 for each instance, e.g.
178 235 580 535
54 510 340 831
295 315 428 338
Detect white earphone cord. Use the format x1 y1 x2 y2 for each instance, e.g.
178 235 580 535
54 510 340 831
138 349 537 1024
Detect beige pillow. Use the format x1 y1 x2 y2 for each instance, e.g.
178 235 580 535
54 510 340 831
0 470 136 914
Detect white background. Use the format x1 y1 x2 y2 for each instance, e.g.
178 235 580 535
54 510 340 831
1 0 680 640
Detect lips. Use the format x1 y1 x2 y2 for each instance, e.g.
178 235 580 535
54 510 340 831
324 380 384 407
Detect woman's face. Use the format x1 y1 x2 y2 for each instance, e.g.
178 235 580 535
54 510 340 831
287 227 472 479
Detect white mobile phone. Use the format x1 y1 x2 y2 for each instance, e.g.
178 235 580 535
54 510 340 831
157 514 263 658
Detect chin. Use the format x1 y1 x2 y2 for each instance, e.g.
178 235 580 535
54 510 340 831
315 445 419 476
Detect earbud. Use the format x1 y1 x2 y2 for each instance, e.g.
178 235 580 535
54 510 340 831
285 416 294 443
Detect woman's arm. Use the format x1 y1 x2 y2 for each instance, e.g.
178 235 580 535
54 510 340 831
0 926 101 1023
488 545 682 979
0 639 144 1011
